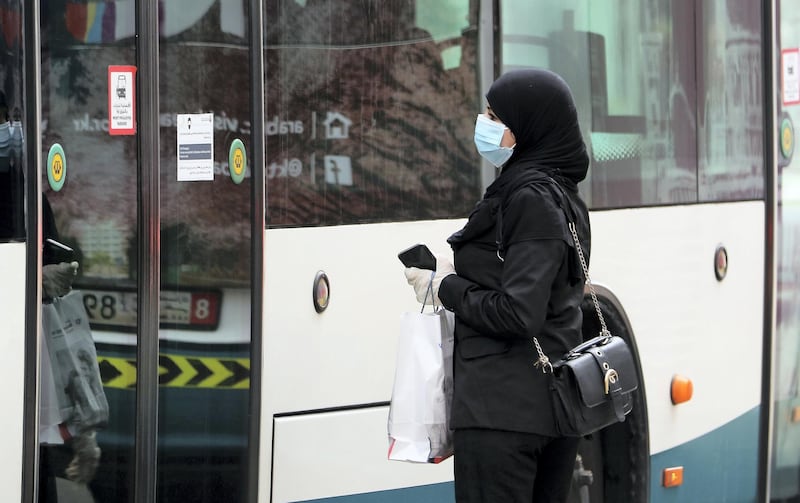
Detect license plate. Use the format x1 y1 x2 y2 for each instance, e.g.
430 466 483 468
80 289 221 331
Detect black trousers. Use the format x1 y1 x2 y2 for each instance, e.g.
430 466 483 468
454 428 579 503
39 444 71 503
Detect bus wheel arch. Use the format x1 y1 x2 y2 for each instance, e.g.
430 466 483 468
569 285 650 503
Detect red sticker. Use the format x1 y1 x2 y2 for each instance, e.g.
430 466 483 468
108 65 137 135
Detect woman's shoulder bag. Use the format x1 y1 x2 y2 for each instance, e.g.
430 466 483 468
532 180 640 437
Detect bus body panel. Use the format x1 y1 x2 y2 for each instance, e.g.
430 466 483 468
261 220 462 501
591 201 764 455
272 407 452 502
259 201 763 501
650 406 759 503
0 243 26 503
262 220 465 415
269 408 759 503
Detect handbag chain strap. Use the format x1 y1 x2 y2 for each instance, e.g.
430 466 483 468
532 221 611 374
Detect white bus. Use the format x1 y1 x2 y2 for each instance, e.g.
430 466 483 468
1 1 798 502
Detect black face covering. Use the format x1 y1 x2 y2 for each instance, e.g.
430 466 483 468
485 68 589 192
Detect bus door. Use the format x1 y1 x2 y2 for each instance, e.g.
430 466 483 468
35 2 262 502
772 3 800 500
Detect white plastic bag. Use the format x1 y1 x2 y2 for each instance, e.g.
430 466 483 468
42 290 109 433
387 308 455 463
39 326 66 444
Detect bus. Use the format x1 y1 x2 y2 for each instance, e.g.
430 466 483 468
0 1 798 502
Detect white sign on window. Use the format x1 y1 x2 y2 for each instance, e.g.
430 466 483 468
177 113 214 181
324 155 353 185
783 49 800 106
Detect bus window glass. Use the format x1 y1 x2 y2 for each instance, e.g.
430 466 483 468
158 5 254 502
697 0 764 201
40 2 139 501
0 1 24 242
500 0 699 208
264 0 481 227
40 3 255 501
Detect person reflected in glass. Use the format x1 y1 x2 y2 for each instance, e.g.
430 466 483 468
64 348 107 430
0 91 25 239
40 196 102 502
404 68 591 502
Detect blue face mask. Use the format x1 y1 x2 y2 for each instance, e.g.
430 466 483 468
474 114 514 167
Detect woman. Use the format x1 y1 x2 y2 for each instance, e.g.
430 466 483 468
405 68 591 502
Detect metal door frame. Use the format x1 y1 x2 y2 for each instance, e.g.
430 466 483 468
21 0 43 498
21 1 265 501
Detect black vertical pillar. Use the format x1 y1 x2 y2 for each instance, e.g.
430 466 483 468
21 1 42 500
247 0 266 500
135 2 160 502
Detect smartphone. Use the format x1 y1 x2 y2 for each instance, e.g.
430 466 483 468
45 238 75 263
398 243 436 270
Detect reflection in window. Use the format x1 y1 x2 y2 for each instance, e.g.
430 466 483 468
40 3 256 503
501 0 763 209
264 0 481 227
0 6 25 242
698 1 763 201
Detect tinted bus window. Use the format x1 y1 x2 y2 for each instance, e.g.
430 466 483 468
40 4 255 501
0 3 24 242
501 0 763 209
264 0 481 227
697 1 763 202
40 5 252 288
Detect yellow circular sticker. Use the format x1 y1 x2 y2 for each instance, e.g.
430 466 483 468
52 154 64 181
229 139 247 185
782 118 794 159
232 149 244 175
47 143 66 191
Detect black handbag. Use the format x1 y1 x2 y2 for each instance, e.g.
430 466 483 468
532 219 639 437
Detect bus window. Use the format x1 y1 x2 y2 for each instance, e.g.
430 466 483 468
0 93 24 241
697 1 764 202
264 0 481 227
501 1 699 208
501 1 764 209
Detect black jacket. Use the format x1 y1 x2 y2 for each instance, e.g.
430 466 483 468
439 172 590 436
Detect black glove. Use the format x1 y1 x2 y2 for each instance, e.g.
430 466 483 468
42 261 78 299
65 431 101 484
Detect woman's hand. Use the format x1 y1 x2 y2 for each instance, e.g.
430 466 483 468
42 261 78 299
404 254 455 306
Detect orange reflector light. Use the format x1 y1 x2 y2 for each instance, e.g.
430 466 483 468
671 375 693 405
663 466 684 487
792 407 800 424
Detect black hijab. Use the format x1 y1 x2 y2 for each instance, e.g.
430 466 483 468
476 69 590 285
484 68 589 196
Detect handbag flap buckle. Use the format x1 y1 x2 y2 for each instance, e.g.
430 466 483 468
604 368 619 394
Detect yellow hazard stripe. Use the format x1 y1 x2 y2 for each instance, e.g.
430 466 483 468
99 356 137 389
98 353 250 389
